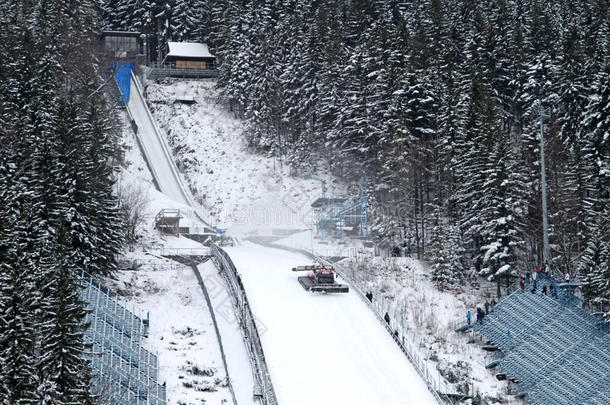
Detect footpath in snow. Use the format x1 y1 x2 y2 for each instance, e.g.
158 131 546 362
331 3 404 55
225 242 437 405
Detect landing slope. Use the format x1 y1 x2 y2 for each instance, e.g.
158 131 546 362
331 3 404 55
225 242 437 405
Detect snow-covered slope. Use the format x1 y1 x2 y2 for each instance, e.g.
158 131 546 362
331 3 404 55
225 242 437 405
146 79 343 233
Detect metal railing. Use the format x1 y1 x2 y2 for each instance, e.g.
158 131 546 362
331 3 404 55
144 63 218 81
210 244 278 405
144 246 211 257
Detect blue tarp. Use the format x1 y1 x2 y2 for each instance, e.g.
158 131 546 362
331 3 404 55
113 61 134 103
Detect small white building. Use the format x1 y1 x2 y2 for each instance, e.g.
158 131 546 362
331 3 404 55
162 42 216 70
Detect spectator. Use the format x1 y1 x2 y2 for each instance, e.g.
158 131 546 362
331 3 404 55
490 298 497 310
391 245 401 257
549 283 558 298
477 307 486 324
533 266 540 281
565 272 571 283
526 271 531 282
466 310 472 325
531 279 537 293
542 284 547 295
520 277 525 292
366 292 373 302
384 312 390 325
485 300 490 315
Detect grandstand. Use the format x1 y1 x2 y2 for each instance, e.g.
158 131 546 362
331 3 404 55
465 275 609 404
80 273 166 404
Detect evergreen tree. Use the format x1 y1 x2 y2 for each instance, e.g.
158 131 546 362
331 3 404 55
37 235 94 405
428 219 464 290
1 1 122 400
581 59 610 221
0 162 40 404
478 134 526 290
578 217 610 321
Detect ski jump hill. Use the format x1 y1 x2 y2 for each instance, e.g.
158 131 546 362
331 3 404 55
116 64 443 404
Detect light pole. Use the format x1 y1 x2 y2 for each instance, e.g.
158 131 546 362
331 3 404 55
538 99 551 274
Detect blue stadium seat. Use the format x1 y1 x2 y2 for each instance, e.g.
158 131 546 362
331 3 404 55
80 273 166 404
467 274 609 405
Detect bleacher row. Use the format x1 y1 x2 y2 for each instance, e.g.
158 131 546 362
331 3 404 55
80 274 166 405
471 276 609 405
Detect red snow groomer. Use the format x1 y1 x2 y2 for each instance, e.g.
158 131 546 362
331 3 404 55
292 263 349 293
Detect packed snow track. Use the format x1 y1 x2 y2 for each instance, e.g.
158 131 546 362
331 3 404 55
225 242 437 405
126 71 192 206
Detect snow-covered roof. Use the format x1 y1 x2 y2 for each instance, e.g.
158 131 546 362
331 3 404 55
166 42 215 59
102 30 141 37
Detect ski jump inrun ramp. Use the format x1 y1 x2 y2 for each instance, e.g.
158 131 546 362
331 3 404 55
126 70 196 209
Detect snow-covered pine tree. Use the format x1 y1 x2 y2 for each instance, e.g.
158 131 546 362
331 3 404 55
478 133 526 292
172 0 193 42
315 0 350 171
114 0 151 32
241 0 284 154
581 58 610 223
214 1 254 113
453 52 495 272
36 232 94 405
0 160 41 404
427 217 464 291
80 100 123 275
578 217 610 321
329 43 375 178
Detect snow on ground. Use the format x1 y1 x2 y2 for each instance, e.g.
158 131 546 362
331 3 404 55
225 242 438 405
273 228 367 258
108 258 233 405
198 260 258 405
145 79 344 233
337 255 519 403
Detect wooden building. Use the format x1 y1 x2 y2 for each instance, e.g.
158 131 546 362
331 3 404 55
162 42 216 70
